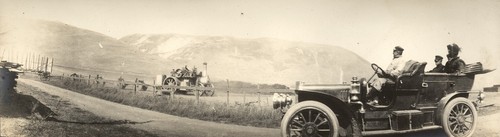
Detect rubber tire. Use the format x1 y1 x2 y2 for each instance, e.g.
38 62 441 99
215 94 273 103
441 98 477 137
281 101 339 137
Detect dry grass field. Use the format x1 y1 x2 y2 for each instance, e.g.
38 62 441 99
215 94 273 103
26 74 284 128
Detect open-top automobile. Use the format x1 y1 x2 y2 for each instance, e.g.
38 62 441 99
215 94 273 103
273 61 493 137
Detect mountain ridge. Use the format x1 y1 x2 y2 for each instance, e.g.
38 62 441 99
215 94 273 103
1 17 373 85
119 33 373 84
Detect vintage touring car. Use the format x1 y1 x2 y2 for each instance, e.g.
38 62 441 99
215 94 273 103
273 62 493 137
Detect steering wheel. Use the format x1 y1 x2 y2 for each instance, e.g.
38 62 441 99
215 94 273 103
368 63 389 82
371 64 388 77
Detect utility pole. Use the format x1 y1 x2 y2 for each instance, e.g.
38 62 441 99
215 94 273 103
31 53 35 71
9 48 13 61
25 52 28 70
41 57 44 72
31 53 34 70
44 57 49 73
37 54 41 71
50 58 54 73
16 50 19 63
1 48 5 61
41 56 45 72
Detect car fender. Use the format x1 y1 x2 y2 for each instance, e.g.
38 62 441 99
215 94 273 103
296 91 350 112
296 91 358 136
435 92 469 125
296 91 353 118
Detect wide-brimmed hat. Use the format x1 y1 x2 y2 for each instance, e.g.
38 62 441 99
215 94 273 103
447 43 461 56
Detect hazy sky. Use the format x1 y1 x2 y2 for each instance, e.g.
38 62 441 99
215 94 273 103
1 0 499 70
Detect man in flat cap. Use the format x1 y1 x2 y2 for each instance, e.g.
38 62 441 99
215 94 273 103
367 46 407 105
429 55 444 73
444 43 465 74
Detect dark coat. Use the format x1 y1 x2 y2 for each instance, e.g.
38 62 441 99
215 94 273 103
444 57 465 73
429 64 444 73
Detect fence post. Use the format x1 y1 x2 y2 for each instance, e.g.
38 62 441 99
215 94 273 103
196 87 200 104
153 79 156 95
134 78 138 94
102 79 106 87
195 79 199 104
258 92 261 107
226 79 229 105
170 88 174 100
62 73 64 80
88 75 91 85
257 84 261 107
170 82 174 100
266 96 269 106
226 90 229 106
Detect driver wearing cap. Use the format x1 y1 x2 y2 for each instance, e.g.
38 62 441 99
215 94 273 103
367 46 407 105
429 55 444 73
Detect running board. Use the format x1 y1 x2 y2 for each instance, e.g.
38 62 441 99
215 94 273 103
362 125 441 136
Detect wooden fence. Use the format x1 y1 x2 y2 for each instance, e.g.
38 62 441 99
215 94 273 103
47 73 294 106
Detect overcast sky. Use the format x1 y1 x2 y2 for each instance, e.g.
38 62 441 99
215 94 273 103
1 0 499 72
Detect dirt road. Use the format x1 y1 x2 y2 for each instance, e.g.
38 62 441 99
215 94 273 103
18 78 280 137
18 78 500 137
473 92 500 137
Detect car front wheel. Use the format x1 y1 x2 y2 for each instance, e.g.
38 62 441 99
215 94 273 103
281 101 339 137
442 98 477 137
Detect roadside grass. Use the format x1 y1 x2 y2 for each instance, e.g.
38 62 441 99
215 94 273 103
43 78 283 128
13 83 158 137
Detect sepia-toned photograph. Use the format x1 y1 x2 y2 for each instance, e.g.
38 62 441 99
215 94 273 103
1 0 499 137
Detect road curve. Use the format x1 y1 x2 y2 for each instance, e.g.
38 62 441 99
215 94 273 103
18 78 280 137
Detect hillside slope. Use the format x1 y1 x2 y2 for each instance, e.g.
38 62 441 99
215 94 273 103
0 17 167 79
120 34 373 85
0 17 373 85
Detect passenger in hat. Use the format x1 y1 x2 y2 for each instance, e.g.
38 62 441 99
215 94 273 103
444 43 465 73
428 55 444 73
367 46 408 105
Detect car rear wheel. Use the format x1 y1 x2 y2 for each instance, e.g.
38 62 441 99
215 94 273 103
281 101 339 137
442 98 477 137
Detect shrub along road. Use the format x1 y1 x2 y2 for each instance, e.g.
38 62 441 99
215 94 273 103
18 78 280 137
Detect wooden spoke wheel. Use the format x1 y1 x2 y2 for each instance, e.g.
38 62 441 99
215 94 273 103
199 83 215 96
281 101 339 137
163 78 178 94
442 98 477 137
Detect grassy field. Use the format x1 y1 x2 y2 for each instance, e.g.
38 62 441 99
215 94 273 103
37 76 283 128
